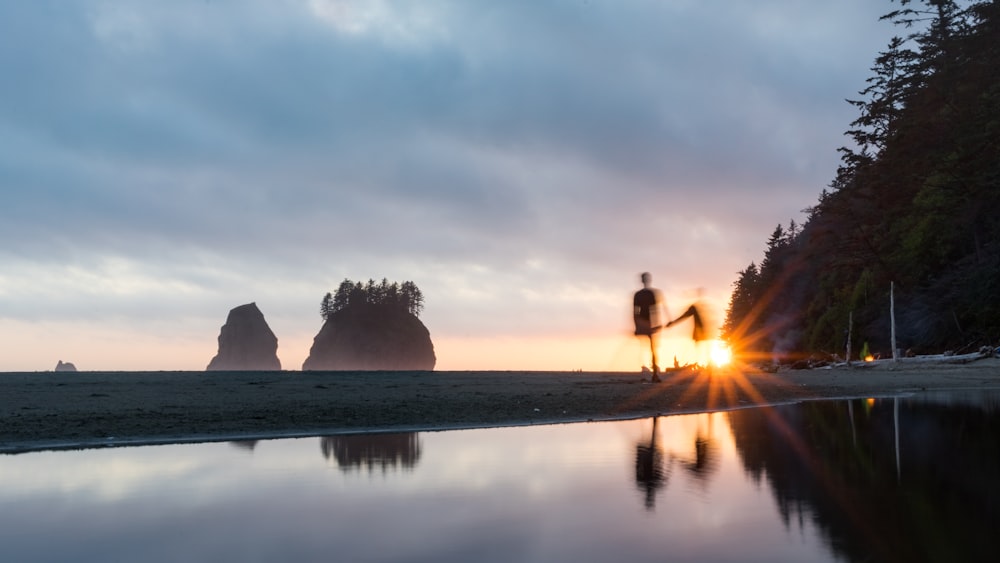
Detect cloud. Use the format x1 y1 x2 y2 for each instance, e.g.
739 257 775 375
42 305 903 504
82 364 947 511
0 0 898 368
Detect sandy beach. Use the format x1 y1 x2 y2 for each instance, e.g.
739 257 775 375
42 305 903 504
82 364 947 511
2 358 999 453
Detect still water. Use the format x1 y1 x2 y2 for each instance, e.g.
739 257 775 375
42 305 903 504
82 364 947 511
1 392 998 563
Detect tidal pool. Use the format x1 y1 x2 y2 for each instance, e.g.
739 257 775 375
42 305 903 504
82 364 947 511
1 391 998 562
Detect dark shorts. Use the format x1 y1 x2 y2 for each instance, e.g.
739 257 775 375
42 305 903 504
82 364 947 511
634 320 659 336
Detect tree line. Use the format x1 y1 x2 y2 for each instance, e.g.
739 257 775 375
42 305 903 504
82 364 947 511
724 0 1000 361
320 278 425 320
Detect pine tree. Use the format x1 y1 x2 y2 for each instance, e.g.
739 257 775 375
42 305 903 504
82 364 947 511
320 292 334 320
321 278 426 318
333 279 354 311
722 263 760 342
400 281 424 316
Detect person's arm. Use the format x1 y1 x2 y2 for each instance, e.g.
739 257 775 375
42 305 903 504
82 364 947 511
653 290 668 329
667 304 696 328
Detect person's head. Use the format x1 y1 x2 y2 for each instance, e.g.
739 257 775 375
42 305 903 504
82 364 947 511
640 272 652 288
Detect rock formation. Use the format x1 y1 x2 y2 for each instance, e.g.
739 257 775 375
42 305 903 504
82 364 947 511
207 302 282 371
54 360 77 372
302 303 436 371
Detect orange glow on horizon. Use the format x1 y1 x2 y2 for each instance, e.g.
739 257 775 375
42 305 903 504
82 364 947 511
433 333 716 372
3 316 726 373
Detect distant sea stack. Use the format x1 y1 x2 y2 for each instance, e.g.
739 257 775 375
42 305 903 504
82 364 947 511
54 360 77 372
303 278 435 371
207 302 282 371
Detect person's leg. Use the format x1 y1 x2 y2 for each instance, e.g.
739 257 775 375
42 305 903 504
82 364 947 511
695 340 715 375
650 335 661 382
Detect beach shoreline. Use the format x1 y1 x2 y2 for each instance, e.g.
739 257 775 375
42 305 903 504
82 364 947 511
3 359 999 453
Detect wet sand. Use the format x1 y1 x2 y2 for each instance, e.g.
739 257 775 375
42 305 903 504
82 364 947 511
2 358 999 452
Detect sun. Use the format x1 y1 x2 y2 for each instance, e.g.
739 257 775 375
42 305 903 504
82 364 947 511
709 340 733 367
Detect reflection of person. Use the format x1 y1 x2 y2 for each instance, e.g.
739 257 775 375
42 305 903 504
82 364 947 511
682 429 720 484
633 272 666 382
635 417 669 510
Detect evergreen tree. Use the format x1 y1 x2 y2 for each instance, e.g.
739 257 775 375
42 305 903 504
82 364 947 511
333 279 354 311
844 35 912 160
320 292 334 320
722 263 759 342
321 278 426 318
400 281 424 316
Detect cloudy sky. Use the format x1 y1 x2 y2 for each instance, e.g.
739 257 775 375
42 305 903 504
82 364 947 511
0 0 897 372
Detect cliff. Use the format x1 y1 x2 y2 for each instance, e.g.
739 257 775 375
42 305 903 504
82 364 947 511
207 303 282 371
302 303 435 371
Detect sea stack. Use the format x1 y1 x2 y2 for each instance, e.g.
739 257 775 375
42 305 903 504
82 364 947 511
54 360 78 372
207 302 282 371
303 303 436 371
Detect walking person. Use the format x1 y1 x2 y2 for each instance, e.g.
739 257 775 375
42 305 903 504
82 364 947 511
634 272 667 382
668 288 712 371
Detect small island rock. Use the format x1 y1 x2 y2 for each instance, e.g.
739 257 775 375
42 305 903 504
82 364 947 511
207 303 282 371
55 360 78 372
303 303 435 371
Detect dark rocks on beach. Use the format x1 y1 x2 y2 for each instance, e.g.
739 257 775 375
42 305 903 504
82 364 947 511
207 303 282 371
54 360 77 372
788 353 839 370
302 302 436 371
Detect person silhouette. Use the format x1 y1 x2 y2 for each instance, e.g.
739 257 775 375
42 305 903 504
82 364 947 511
634 272 666 382
668 288 711 370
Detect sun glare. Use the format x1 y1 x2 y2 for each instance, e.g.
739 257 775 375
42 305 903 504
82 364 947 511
709 340 732 367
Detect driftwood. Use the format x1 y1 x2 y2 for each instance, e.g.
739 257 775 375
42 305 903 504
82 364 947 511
779 347 998 371
833 349 996 369
911 349 998 364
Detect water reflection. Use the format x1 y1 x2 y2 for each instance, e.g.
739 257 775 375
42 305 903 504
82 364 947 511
634 414 722 509
229 440 258 452
727 392 1000 563
1 391 998 562
320 433 421 473
677 414 720 487
634 417 671 509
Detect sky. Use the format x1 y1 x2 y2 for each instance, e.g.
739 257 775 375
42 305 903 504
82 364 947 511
0 0 899 372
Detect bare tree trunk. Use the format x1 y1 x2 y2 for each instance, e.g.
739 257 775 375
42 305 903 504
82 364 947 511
891 282 898 362
846 311 853 367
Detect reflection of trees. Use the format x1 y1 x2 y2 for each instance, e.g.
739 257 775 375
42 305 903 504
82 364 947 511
634 417 672 510
727 394 1000 562
320 433 422 473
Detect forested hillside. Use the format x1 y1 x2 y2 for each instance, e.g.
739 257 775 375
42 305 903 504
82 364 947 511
723 0 1000 362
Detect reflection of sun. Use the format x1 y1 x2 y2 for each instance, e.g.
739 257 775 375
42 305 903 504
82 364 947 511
616 359 783 416
672 365 771 413
709 340 732 367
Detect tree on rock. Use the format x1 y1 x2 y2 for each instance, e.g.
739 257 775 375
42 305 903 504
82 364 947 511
322 278 425 319
305 278 435 371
